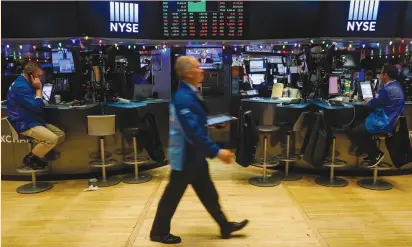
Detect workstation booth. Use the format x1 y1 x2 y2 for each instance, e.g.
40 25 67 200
2 0 412 192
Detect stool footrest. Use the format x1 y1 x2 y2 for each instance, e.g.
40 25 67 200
361 161 392 170
17 167 49 173
123 156 150 165
324 159 347 168
276 154 301 162
89 159 118 168
253 158 280 168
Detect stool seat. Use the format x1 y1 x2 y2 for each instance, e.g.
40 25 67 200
124 127 141 136
257 125 280 134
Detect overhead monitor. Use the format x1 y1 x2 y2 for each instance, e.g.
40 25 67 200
328 76 339 95
52 48 75 73
360 81 373 99
162 1 246 39
249 74 265 85
249 59 266 73
186 47 223 70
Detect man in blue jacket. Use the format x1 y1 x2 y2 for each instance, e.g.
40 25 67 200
348 65 405 167
150 56 248 244
7 62 65 170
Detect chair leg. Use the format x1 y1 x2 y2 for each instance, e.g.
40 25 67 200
94 137 120 187
122 137 152 184
249 135 281 187
315 136 348 187
282 132 302 181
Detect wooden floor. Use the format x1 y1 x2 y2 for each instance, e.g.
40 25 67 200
2 160 412 247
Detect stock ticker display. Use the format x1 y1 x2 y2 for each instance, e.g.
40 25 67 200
162 1 245 39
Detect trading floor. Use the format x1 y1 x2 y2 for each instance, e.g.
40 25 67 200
2 159 412 247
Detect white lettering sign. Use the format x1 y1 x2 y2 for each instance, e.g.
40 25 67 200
347 0 379 32
109 2 139 34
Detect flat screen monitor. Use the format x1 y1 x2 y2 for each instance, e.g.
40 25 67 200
52 48 75 73
249 74 265 85
133 84 154 100
42 83 53 102
249 59 266 73
360 81 373 99
328 76 339 95
342 54 359 68
186 47 223 70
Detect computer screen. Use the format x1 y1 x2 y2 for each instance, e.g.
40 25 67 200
52 48 75 73
249 59 266 73
42 83 53 102
360 82 373 99
249 74 265 85
328 76 339 95
185 47 223 70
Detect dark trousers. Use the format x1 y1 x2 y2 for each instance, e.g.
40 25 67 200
348 123 379 158
150 163 229 236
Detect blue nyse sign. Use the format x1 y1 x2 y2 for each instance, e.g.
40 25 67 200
347 0 379 32
109 1 139 33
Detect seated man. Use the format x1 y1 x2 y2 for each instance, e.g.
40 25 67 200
348 65 405 166
7 61 65 170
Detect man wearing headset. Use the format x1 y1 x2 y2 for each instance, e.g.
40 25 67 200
7 61 65 170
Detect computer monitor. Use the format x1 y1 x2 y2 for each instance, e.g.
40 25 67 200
249 59 266 73
249 74 265 85
133 84 154 100
185 47 223 70
42 83 53 102
51 48 75 73
328 76 339 95
360 82 373 99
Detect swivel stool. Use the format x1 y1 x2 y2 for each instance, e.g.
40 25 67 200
276 123 302 181
121 127 152 184
249 125 282 187
315 131 349 187
2 117 53 194
87 115 121 187
357 133 392 191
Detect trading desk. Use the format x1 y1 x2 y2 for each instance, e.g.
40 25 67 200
241 98 412 173
1 100 169 177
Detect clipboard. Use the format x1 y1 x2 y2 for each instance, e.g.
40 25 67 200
207 114 237 126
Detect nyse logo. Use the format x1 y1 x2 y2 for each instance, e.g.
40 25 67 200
109 1 139 33
347 0 379 32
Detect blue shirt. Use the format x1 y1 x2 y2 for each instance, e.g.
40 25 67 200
7 75 45 133
367 80 405 133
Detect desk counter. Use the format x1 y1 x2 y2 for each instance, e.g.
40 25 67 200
1 101 169 177
241 98 412 173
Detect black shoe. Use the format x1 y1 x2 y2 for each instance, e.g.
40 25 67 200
150 234 181 244
221 220 249 239
33 156 48 168
22 153 47 170
365 151 384 168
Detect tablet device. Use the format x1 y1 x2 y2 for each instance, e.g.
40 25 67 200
207 115 237 126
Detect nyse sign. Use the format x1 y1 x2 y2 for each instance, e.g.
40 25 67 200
347 0 379 32
109 1 139 33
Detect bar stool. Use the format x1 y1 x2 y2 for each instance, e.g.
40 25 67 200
357 134 393 190
249 125 282 187
122 127 152 184
2 117 53 194
87 115 121 187
315 132 348 187
276 123 302 181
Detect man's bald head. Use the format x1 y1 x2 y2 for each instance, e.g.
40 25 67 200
175 56 203 86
